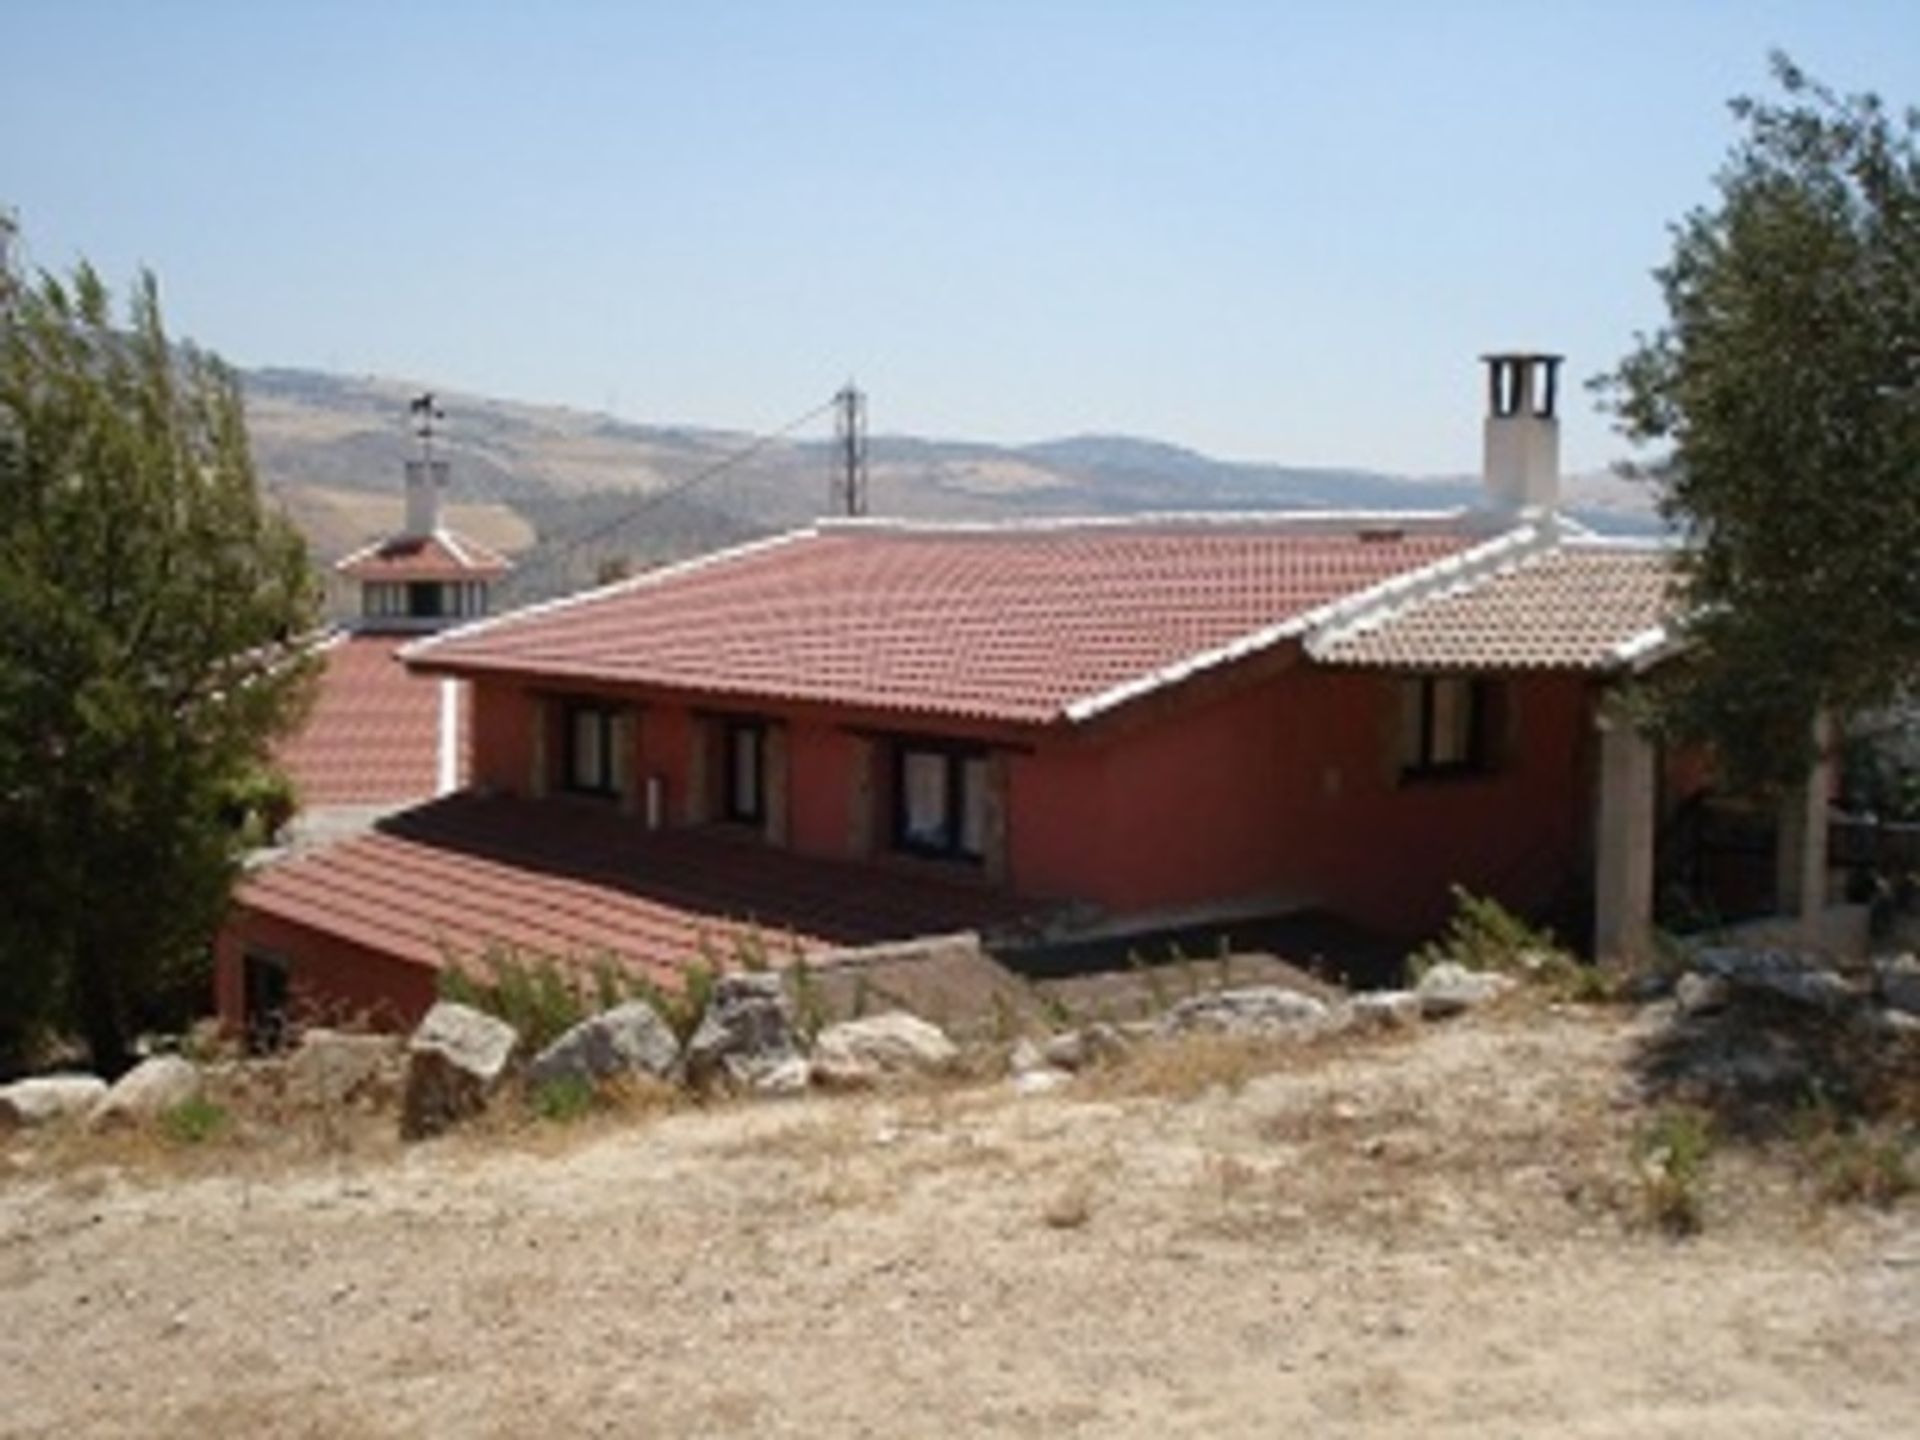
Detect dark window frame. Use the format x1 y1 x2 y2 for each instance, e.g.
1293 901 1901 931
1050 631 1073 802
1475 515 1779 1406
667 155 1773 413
1400 674 1496 781
721 718 767 825
890 739 988 863
406 580 446 619
562 700 619 797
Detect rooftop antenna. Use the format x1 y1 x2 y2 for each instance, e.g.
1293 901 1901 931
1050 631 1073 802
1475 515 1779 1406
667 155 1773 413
833 380 868 517
410 391 445 464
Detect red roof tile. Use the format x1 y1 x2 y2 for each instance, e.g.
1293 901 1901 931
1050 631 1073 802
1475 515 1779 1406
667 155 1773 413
277 634 466 807
238 793 1045 985
336 529 511 582
409 519 1476 725
1309 543 1680 671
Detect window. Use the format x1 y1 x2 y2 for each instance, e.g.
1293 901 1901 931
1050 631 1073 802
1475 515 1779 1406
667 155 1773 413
723 719 765 824
564 702 618 795
1399 675 1495 778
407 581 446 619
892 742 989 861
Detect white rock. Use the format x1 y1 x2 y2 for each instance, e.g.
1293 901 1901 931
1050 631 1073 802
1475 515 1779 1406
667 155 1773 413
400 1002 519 1140
1008 1038 1049 1076
89 1056 202 1131
684 972 803 1091
1692 948 1860 1011
751 1056 812 1096
0 1074 108 1131
1012 1068 1073 1097
527 1001 680 1089
1674 971 1732 1017
1159 987 1330 1037
813 1012 957 1084
1415 963 1517 1018
1348 990 1424 1030
1874 955 1920 1017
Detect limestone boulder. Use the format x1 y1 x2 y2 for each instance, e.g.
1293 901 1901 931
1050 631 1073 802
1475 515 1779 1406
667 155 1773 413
1347 990 1424 1030
810 1012 958 1089
1692 948 1859 1012
1159 986 1330 1037
527 1001 680 1090
89 1056 202 1131
1041 1023 1132 1072
400 1002 519 1140
1674 971 1733 1018
683 972 803 1092
1874 954 1920 1018
1415 963 1518 1018
0 1075 108 1131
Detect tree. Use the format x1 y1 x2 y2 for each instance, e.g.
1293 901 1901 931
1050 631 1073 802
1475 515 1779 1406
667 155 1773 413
1599 55 1920 789
0 223 318 1073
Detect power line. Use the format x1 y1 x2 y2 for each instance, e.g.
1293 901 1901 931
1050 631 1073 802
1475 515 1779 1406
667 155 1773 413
512 394 840 589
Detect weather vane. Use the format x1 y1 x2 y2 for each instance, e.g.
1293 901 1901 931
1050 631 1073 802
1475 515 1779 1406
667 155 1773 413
409 391 444 461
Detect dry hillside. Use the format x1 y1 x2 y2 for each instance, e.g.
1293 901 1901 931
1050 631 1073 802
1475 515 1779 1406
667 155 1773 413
3 1001 1913 1438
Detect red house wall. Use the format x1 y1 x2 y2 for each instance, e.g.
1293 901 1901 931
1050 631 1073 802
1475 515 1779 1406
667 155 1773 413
215 912 439 1034
455 664 1601 942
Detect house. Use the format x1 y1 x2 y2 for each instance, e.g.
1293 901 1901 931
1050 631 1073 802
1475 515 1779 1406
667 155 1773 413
217 353 1698 1037
272 444 511 825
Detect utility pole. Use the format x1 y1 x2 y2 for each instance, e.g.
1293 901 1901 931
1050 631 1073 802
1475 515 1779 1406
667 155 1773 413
833 380 868 517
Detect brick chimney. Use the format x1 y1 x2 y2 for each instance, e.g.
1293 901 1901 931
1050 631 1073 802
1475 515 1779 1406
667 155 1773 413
1481 352 1562 512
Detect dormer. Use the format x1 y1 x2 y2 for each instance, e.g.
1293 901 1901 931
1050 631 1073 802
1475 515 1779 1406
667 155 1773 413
334 396 513 632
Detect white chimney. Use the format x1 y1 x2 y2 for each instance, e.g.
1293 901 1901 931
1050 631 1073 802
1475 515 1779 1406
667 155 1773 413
404 458 448 537
1481 352 1562 512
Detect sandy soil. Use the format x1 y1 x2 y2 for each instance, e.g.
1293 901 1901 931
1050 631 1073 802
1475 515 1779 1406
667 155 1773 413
2 1006 1914 1438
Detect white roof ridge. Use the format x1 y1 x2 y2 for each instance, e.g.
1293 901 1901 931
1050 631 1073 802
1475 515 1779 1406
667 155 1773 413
816 509 1471 538
401 527 819 665
1302 523 1570 659
1060 521 1552 725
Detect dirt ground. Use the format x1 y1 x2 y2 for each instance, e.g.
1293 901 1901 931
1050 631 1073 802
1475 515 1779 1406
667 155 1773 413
2 1005 1915 1438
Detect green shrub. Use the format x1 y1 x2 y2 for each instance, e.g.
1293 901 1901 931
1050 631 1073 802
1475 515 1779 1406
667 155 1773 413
1634 1106 1713 1235
528 1074 596 1124
1413 886 1601 997
160 1096 229 1146
438 943 595 1054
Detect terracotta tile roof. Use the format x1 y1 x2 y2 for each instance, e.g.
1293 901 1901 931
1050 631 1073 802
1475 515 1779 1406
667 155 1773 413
237 793 1046 985
1308 542 1681 671
276 634 467 807
336 528 511 581
408 518 1478 726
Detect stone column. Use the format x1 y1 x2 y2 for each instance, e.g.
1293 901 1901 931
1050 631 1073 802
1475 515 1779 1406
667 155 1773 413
1593 696 1656 963
1775 712 1835 940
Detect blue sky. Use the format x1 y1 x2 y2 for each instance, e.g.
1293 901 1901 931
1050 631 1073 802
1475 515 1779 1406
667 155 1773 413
5 1 1918 475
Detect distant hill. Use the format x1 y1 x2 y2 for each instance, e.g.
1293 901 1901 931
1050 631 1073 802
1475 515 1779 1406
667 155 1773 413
241 367 1663 606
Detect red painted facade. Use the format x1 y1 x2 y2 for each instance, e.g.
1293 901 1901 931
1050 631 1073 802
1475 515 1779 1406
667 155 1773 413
222 644 1623 1034
458 652 1601 937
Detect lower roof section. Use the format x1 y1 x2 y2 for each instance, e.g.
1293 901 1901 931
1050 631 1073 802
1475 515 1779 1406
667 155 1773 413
235 793 1046 986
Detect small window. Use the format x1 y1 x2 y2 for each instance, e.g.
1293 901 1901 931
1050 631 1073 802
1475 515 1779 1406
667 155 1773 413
564 702 617 795
892 742 988 861
1400 675 1494 778
723 719 765 824
407 581 446 619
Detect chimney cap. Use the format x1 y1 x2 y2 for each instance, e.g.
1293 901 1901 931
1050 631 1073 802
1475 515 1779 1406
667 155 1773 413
1479 350 1564 365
